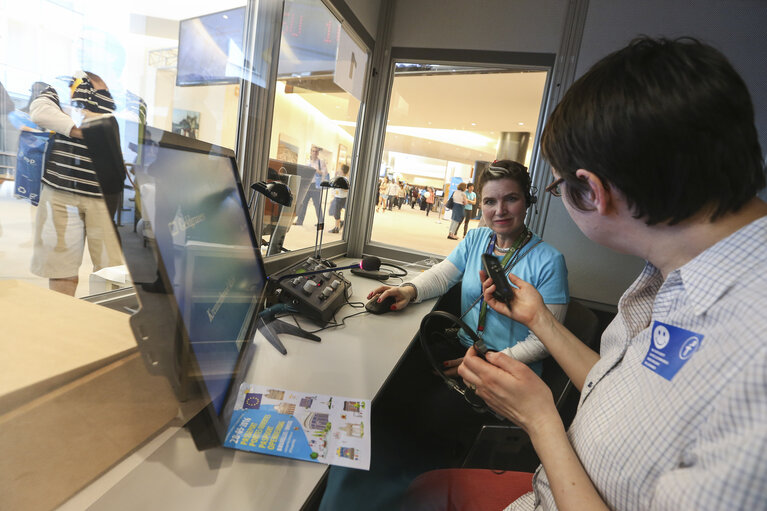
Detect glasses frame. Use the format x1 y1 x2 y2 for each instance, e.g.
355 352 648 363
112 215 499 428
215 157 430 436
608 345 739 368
545 177 565 197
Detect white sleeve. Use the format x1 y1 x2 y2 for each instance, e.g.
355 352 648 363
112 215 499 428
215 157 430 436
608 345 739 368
30 96 75 136
500 302 568 364
407 259 463 303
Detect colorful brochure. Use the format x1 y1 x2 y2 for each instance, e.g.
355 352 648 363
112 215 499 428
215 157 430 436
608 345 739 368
223 383 371 470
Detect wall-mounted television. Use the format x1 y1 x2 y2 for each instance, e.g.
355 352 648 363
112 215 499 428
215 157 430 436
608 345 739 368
176 7 246 87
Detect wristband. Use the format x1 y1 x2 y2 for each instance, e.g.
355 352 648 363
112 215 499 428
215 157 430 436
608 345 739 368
400 282 418 302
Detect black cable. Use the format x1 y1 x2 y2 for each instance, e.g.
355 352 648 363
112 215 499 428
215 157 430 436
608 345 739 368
379 262 408 278
302 309 370 333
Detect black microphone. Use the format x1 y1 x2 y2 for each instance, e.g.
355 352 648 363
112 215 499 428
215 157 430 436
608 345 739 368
274 257 381 282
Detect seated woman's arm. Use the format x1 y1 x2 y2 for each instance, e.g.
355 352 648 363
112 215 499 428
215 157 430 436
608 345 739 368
368 259 462 310
500 302 567 364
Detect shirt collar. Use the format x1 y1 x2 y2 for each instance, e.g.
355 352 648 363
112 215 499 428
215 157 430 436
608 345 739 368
676 215 767 315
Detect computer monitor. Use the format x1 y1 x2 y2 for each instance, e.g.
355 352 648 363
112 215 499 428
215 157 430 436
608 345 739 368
82 117 267 449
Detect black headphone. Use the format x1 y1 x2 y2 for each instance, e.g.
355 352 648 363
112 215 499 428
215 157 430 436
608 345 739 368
419 310 505 420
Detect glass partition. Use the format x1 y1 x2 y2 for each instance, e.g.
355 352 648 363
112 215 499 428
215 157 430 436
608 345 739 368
0 0 253 298
370 64 548 257
263 0 368 256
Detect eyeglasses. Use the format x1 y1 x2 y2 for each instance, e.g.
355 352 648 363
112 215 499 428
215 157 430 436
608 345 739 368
545 177 565 197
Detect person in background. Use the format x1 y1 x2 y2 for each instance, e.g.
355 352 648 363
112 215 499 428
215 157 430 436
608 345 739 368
459 182 477 237
447 182 467 239
377 176 390 213
0 81 17 180
386 178 400 210
411 185 420 208
328 164 350 234
397 180 407 209
294 145 329 226
404 36 767 511
29 71 123 296
424 187 435 216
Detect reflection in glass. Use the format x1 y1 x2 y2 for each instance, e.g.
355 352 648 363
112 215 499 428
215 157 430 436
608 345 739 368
266 0 367 254
119 122 266 417
0 1 251 297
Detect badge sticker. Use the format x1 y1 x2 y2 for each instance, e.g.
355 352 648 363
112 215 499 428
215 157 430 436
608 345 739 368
642 321 704 381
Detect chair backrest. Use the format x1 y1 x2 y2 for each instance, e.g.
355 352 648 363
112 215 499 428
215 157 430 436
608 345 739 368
541 300 601 408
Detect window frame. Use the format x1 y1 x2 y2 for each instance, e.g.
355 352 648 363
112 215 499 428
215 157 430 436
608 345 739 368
351 47 556 264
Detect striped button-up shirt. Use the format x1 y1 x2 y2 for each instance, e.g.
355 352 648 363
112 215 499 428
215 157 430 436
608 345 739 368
511 215 767 510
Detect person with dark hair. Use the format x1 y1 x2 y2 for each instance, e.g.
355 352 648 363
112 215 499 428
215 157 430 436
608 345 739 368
458 182 477 237
29 70 123 296
424 186 435 215
404 36 767 511
447 181 468 239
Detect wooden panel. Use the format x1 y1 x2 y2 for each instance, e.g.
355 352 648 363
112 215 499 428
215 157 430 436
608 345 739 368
0 281 182 511
0 280 138 413
0 354 181 511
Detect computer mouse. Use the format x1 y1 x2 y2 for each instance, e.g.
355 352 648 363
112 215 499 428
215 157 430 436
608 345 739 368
365 295 397 314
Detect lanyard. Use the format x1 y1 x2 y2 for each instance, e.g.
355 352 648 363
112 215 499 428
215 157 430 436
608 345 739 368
477 229 529 337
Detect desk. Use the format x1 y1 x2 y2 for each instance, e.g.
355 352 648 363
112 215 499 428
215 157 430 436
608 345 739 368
60 264 434 511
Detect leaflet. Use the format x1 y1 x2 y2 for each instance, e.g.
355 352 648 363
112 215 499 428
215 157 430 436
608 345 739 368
223 383 371 470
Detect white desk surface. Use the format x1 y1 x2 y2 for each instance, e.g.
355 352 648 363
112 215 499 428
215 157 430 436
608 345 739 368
61 263 434 511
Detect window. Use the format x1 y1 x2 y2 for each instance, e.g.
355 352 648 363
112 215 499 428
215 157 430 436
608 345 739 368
263 0 368 257
0 0 255 297
369 63 548 257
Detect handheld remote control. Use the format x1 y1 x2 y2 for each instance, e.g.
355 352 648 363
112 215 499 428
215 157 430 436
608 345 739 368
481 253 514 303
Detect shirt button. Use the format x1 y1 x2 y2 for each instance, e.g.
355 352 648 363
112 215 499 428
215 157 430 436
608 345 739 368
587 381 593 388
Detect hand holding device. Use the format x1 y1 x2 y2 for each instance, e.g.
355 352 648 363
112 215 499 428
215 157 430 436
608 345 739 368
481 253 514 304
473 337 494 360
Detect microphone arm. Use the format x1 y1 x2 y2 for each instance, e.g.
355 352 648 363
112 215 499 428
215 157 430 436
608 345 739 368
273 257 381 282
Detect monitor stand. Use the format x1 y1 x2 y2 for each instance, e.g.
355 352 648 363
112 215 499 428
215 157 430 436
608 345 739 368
256 304 321 355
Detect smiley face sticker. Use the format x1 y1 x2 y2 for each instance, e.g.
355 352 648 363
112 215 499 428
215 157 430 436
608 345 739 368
643 321 705 381
653 324 671 349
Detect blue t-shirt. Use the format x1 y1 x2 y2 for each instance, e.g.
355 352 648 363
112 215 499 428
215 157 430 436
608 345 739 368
446 227 569 374
464 191 476 210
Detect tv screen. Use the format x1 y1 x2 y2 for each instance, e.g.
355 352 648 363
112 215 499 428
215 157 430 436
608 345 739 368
177 7 246 86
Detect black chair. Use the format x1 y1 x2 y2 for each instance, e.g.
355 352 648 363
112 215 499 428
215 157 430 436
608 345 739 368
461 299 601 471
